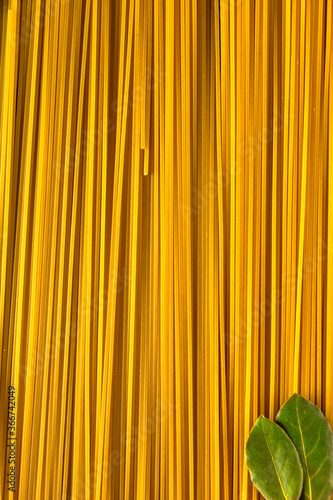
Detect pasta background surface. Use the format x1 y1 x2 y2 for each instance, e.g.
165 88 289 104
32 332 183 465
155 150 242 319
0 0 332 498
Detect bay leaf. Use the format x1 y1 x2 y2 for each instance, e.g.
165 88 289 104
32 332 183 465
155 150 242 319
276 393 333 500
246 415 303 500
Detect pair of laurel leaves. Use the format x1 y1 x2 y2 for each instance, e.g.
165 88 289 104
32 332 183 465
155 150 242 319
246 394 333 500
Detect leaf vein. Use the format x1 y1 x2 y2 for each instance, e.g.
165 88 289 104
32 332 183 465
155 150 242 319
261 423 288 500
306 424 323 458
285 417 299 431
310 454 328 480
296 398 312 499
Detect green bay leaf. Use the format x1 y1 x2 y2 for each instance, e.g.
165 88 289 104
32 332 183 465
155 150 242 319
246 415 303 500
276 394 333 500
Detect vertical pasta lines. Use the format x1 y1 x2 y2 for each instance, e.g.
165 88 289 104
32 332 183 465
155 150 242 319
215 3 230 498
243 0 254 496
0 1 19 383
1 2 333 499
9 12 42 492
325 0 333 422
293 0 311 393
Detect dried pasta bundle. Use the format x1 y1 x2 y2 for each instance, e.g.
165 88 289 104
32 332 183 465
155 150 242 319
0 0 332 498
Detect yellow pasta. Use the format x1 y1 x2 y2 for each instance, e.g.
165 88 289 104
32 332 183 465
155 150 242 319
0 1 332 499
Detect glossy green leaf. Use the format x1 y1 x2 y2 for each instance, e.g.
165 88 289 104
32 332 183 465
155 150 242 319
246 415 303 500
276 394 333 500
